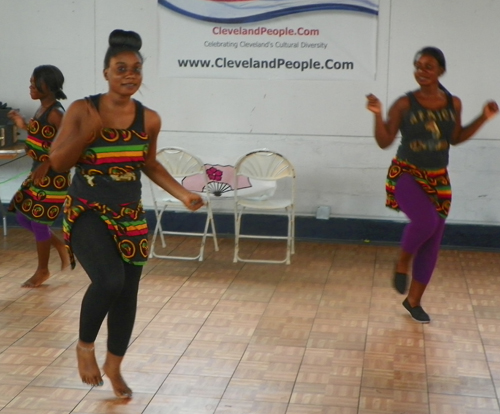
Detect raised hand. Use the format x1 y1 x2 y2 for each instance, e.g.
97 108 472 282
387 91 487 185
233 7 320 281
366 94 382 115
32 161 50 186
483 100 499 120
7 110 27 130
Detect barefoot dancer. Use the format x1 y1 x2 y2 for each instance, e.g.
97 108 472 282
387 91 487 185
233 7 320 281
366 47 498 323
8 65 70 287
49 29 204 399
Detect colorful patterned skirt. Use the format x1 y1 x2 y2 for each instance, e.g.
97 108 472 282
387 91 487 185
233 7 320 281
9 168 70 225
386 158 452 219
63 195 149 269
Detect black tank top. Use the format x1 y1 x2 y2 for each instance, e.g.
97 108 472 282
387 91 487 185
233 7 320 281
396 91 456 169
69 94 149 205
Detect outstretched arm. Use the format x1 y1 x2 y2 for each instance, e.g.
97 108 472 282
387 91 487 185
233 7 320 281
366 94 407 149
142 109 203 211
451 97 498 145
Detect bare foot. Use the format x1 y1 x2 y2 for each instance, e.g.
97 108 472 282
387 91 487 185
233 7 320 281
76 342 103 387
22 269 50 287
103 353 132 399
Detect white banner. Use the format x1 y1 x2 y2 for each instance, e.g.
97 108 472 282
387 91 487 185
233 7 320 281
158 0 379 80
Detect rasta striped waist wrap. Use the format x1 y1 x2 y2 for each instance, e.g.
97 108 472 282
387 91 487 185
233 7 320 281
385 158 452 219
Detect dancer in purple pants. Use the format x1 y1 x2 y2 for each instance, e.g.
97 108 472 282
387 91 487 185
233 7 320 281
8 65 70 287
366 47 498 323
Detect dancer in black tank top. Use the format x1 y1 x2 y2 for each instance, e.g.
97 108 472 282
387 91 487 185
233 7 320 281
7 65 70 287
49 29 204 399
366 47 498 323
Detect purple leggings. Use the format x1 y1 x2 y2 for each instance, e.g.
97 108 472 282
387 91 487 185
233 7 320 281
16 211 52 242
394 173 446 285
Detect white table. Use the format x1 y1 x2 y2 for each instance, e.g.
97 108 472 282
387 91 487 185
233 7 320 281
0 141 27 235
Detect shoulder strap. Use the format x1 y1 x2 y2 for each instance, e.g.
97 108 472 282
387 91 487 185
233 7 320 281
445 91 454 110
405 91 419 108
130 99 145 131
38 101 64 123
52 101 65 113
86 94 101 111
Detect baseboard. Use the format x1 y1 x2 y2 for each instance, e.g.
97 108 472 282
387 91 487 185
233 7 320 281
4 206 500 250
143 210 500 251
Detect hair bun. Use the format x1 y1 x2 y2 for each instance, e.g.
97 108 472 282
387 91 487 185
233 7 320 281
108 29 142 52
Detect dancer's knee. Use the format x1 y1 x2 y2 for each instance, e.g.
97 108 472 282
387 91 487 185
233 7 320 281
84 268 125 297
415 214 442 239
402 213 442 254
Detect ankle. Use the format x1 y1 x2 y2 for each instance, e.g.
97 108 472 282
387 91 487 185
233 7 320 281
395 261 411 273
104 353 125 372
35 267 50 273
405 297 419 308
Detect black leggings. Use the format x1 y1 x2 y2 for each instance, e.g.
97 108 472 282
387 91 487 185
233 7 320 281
72 211 142 356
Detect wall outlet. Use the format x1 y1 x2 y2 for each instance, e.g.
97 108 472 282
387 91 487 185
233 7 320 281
316 205 330 220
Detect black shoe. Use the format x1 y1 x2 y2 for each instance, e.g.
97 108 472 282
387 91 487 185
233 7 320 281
393 271 408 294
402 298 430 323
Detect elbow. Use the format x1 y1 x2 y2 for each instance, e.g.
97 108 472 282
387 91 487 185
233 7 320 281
50 163 66 173
49 156 68 173
142 164 153 180
376 139 392 150
374 134 395 150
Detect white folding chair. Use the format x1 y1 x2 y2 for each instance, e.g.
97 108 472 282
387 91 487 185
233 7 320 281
233 149 296 265
149 147 218 261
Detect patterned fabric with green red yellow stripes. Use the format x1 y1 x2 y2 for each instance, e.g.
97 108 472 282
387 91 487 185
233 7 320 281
9 102 70 224
385 157 452 218
63 196 149 269
63 96 150 268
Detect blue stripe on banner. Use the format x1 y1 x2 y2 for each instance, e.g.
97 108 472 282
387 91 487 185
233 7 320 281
158 0 379 24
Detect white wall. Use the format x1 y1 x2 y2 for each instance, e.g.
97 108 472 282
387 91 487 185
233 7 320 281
1 0 500 224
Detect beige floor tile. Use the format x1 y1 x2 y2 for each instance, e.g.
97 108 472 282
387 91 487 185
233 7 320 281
287 407 358 414
182 340 248 360
291 380 360 407
358 387 394 412
142 395 220 414
0 384 27 409
215 400 288 414
223 378 294 403
157 374 230 398
4 386 89 411
429 393 500 414
72 390 154 413
171 355 240 377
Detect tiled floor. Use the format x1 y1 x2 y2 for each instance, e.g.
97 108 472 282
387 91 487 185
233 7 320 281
1 227 500 413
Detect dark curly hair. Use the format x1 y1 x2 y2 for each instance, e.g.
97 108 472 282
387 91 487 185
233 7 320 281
414 46 449 94
103 29 143 69
414 46 446 71
32 65 67 100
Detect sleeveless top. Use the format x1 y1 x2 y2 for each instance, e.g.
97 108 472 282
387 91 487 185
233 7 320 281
63 94 150 268
396 90 456 169
386 90 456 218
9 102 71 224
